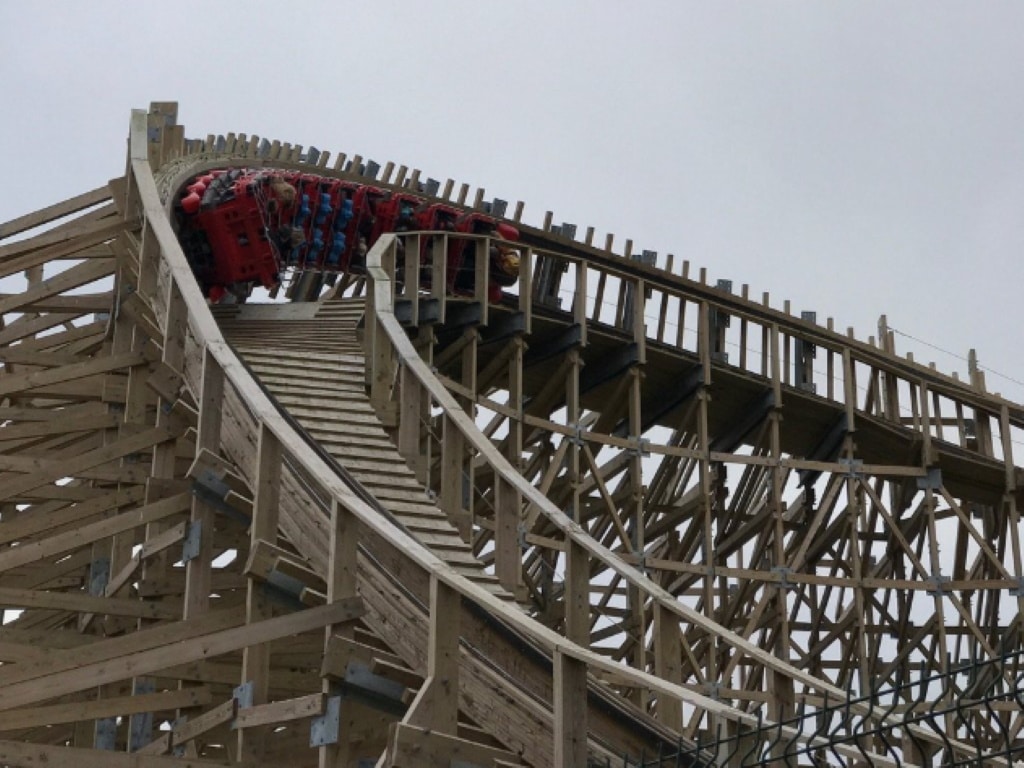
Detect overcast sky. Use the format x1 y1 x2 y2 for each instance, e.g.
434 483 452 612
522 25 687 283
2 2 1023 400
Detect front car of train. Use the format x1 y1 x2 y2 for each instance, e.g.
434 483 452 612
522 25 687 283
173 167 522 305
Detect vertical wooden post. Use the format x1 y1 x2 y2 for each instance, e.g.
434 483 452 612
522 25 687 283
400 575 462 732
574 262 588 346
366 238 397 415
432 235 447 321
553 647 588 767
768 323 794 731
441 416 468 540
426 575 460 733
494 477 521 596
397 364 422 472
238 424 282 762
460 328 478 533
696 302 718 709
519 246 533 333
556 532 590 767
183 348 222 620
319 498 358 768
566 348 582 523
627 366 647 704
475 238 489 326
653 603 683 729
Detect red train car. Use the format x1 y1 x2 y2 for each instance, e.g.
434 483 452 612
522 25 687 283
174 167 520 304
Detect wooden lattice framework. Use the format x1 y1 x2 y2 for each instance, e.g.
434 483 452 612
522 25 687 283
0 101 1020 766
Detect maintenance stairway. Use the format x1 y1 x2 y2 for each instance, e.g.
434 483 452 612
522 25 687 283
216 299 513 602
211 298 678 765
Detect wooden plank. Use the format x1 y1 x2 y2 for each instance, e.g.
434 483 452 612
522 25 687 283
0 351 146 399
0 424 179 503
0 586 177 619
0 492 190 574
0 598 364 710
238 425 282 761
0 293 109 314
232 693 324 729
0 411 117 441
0 686 212 731
172 698 238 745
0 225 121 283
388 722 519 767
0 486 144 547
0 317 104 349
0 740 239 768
0 186 113 240
0 606 248 688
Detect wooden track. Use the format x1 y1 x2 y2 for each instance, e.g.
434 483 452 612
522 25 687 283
0 101 1020 766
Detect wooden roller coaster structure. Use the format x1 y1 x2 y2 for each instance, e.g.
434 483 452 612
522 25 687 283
0 101 1021 766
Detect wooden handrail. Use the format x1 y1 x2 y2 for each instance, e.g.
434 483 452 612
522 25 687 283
363 232 964 766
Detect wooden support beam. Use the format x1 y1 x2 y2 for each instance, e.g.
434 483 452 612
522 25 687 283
403 575 460 732
0 599 363 710
653 603 683 729
184 349 223 620
0 258 115 313
556 537 591 766
0 351 145 399
0 424 179 503
318 497 360 768
171 697 238 747
233 693 325 729
0 186 112 241
238 424 283 761
0 739 241 768
0 686 212 731
0 492 190 574
387 722 519 767
0 583 177 619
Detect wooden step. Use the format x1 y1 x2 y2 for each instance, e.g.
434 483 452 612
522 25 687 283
219 302 520 610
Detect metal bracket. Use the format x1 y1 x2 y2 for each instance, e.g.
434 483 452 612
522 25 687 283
182 520 202 563
95 718 117 750
517 523 528 551
567 425 585 447
838 458 864 478
630 438 651 459
771 566 796 591
916 467 943 491
193 468 231 500
89 557 110 596
128 679 155 751
309 695 342 747
234 680 254 710
927 574 950 594
171 716 187 757
330 661 408 717
344 661 407 701
635 552 648 576
266 568 307 599
1010 577 1024 597
705 681 722 701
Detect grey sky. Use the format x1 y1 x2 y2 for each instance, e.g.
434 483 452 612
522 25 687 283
2 2 1022 399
